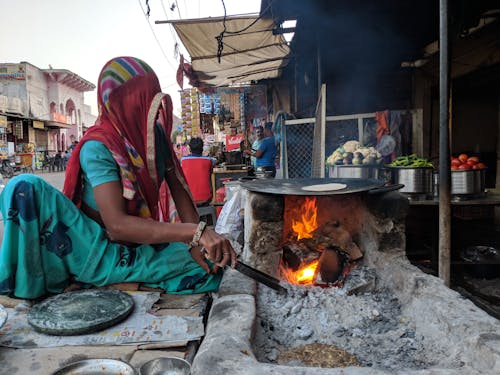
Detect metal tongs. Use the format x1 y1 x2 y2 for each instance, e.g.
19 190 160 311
232 260 287 294
201 247 286 293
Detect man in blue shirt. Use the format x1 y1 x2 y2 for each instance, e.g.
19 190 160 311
245 122 277 178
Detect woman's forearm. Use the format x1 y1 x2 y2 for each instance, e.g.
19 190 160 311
106 215 197 244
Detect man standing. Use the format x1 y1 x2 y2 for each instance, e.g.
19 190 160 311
250 125 264 170
181 137 216 205
244 122 277 178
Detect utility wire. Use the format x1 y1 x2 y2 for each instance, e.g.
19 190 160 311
174 0 182 19
160 0 181 59
137 0 177 70
215 0 276 63
215 0 228 63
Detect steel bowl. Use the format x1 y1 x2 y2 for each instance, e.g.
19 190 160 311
328 165 380 179
451 169 486 195
388 166 433 194
51 359 137 375
139 357 191 375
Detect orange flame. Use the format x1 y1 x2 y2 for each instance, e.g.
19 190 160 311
282 260 319 285
291 197 318 240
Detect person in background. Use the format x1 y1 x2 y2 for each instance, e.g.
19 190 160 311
174 144 182 160
63 150 70 170
244 122 277 178
181 137 216 206
0 56 236 300
249 125 264 170
180 142 190 158
53 150 63 172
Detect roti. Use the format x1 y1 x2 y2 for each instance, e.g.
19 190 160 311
301 183 347 192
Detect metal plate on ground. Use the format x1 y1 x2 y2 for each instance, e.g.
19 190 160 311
51 358 137 375
0 304 7 329
27 289 134 336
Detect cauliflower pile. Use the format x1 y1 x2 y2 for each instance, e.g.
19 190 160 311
326 140 383 166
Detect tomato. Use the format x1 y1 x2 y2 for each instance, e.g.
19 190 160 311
458 163 472 170
467 156 480 163
451 159 462 167
467 159 477 166
458 153 468 162
451 165 459 170
475 162 486 169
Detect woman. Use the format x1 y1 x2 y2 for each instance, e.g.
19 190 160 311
0 56 236 299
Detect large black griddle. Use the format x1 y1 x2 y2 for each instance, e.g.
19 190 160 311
239 178 390 196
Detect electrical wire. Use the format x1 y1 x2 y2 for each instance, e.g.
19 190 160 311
174 0 182 19
216 0 276 63
224 0 275 35
160 0 181 59
215 0 228 63
137 0 177 70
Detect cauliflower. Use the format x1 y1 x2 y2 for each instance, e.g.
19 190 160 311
342 140 360 153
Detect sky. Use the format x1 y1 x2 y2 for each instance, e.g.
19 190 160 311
1 0 262 117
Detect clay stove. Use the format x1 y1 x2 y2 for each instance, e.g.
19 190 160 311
240 178 408 286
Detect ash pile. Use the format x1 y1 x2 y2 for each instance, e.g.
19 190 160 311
253 266 462 371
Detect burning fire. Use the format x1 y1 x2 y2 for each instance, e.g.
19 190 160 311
291 197 318 240
282 260 319 285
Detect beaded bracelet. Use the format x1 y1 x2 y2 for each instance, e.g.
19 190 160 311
190 221 207 248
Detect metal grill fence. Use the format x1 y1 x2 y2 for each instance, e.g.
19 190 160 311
282 121 315 178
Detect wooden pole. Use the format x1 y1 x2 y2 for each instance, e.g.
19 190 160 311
438 0 451 286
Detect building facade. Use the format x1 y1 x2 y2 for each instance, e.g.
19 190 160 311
0 61 95 168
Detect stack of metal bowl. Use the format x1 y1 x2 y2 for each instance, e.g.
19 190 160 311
328 164 381 179
387 166 434 198
451 169 486 197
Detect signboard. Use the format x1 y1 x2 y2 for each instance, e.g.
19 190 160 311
0 115 7 127
225 134 245 152
0 64 26 80
51 112 69 124
33 120 44 129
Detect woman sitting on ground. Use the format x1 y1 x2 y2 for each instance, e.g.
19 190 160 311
0 56 236 299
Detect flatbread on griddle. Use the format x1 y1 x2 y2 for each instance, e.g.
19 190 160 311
301 183 347 192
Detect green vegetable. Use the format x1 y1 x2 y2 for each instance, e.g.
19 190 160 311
387 154 433 168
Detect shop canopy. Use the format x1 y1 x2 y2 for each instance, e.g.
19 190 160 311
163 15 291 87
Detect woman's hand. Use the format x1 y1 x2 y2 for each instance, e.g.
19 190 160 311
190 246 212 274
198 228 237 271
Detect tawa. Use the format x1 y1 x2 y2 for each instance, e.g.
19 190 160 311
27 289 134 336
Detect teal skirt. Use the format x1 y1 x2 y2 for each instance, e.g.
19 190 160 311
0 174 222 299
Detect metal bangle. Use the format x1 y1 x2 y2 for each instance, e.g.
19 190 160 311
189 221 207 248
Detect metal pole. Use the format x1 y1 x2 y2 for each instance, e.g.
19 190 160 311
317 34 322 94
439 0 451 286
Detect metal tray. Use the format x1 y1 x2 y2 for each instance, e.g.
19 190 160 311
27 289 134 336
51 359 137 375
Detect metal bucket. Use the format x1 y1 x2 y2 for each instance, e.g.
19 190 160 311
451 169 485 195
388 167 433 194
328 165 380 179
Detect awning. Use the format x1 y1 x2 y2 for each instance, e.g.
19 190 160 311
165 15 291 87
46 121 72 129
